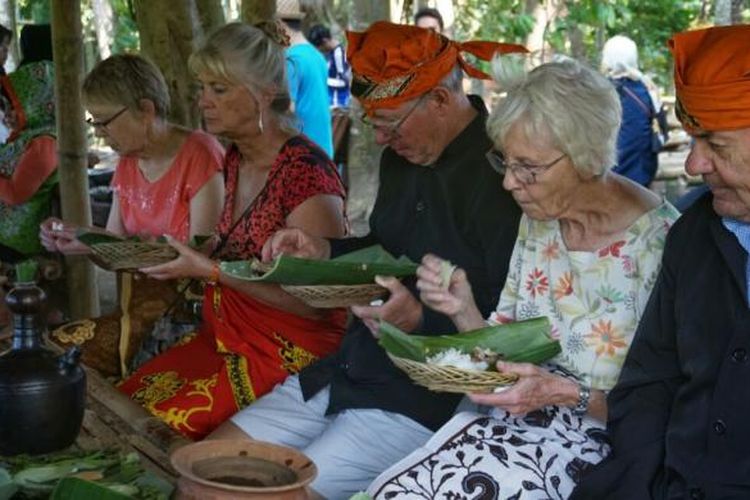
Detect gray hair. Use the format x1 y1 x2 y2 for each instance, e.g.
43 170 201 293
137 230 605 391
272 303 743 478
83 54 170 119
487 55 621 177
189 22 296 133
438 64 464 93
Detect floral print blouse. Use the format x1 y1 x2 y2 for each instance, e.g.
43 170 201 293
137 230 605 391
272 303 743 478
489 202 680 390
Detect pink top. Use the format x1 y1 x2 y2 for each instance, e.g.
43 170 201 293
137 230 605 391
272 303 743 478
111 130 224 242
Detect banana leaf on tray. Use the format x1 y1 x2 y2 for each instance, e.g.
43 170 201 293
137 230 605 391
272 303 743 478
378 317 561 365
220 244 418 285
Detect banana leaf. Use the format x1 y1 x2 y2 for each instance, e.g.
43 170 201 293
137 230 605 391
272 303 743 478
75 229 125 246
221 244 418 285
51 478 131 499
75 230 173 247
378 317 561 366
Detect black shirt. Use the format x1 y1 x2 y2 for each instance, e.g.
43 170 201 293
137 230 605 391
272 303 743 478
572 193 750 500
299 96 522 431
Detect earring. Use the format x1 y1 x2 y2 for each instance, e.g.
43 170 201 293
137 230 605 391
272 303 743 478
258 109 264 134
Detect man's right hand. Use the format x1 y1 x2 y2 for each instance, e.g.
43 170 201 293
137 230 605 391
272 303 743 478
261 228 331 262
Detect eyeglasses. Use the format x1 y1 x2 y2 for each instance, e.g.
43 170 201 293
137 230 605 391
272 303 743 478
361 94 426 140
486 149 567 185
86 106 128 130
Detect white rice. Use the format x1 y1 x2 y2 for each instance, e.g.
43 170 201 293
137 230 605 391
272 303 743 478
426 348 488 371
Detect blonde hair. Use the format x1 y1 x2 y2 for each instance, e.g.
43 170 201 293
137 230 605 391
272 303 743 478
189 22 295 132
82 54 170 118
487 55 621 177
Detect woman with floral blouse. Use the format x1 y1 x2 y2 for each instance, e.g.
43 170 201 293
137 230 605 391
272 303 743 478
368 57 679 499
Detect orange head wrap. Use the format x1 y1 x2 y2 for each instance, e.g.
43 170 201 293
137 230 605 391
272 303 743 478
669 25 750 133
346 21 528 113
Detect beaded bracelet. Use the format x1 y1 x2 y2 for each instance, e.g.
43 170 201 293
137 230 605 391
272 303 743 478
206 261 220 285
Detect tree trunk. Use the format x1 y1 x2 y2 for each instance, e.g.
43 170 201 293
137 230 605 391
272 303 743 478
731 0 745 23
568 23 586 61
345 0 391 235
0 0 17 71
241 0 276 24
91 0 114 60
134 0 203 128
714 0 732 25
224 0 241 21
51 0 100 319
196 0 225 37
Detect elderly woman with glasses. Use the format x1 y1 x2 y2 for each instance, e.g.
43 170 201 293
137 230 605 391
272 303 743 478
39 53 225 377
367 57 680 498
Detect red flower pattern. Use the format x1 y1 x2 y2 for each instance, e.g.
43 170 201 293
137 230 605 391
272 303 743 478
598 240 626 258
525 268 549 298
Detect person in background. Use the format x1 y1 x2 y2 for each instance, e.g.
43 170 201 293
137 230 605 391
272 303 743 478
0 61 57 264
18 24 52 66
572 24 750 500
278 0 334 157
208 22 527 498
307 24 350 109
0 61 56 328
40 54 225 378
116 22 348 440
414 7 444 33
603 35 664 187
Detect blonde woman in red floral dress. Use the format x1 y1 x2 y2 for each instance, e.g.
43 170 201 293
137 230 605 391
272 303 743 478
118 22 348 439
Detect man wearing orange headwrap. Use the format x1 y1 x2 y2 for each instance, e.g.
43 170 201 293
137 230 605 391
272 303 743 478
209 22 526 498
572 24 750 500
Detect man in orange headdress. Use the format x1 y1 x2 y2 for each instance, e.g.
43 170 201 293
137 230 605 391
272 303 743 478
572 24 750 500
209 22 526 498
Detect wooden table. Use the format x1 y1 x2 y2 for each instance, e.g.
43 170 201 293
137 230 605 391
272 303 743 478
75 365 190 484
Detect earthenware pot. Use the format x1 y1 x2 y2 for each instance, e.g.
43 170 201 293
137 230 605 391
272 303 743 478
171 439 317 500
0 281 86 455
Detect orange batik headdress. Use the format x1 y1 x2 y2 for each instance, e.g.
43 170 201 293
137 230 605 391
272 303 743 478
347 21 528 114
669 24 750 133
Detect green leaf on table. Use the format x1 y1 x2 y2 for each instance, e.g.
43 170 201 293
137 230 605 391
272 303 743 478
0 468 18 500
51 477 131 500
221 244 418 285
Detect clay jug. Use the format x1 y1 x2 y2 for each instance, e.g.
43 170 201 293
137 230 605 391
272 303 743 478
0 279 86 455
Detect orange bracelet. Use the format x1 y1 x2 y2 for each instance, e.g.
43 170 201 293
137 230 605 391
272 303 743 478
206 261 220 285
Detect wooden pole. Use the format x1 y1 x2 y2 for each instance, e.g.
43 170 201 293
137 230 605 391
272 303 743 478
134 0 203 128
51 0 99 319
241 0 276 24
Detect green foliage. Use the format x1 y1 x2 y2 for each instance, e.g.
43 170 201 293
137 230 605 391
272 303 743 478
453 0 535 45
18 0 50 23
110 0 140 53
454 0 702 94
548 0 702 91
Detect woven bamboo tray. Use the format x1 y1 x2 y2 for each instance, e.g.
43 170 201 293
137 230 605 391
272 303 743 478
281 283 387 308
388 353 518 394
88 241 178 271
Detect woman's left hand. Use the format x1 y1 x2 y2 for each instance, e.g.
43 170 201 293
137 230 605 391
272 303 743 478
139 235 214 281
468 361 577 415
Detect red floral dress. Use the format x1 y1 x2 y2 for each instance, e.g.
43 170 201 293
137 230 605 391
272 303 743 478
119 136 347 439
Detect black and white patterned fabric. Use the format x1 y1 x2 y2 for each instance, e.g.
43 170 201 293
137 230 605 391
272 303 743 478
368 367 610 500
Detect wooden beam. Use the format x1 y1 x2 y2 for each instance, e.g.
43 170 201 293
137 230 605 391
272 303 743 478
51 0 99 319
242 0 276 23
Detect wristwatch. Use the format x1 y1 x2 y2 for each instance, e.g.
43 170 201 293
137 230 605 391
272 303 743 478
572 383 591 415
